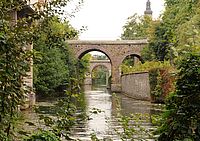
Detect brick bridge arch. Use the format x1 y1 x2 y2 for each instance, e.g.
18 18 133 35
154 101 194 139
85 60 111 86
68 40 148 92
89 60 111 74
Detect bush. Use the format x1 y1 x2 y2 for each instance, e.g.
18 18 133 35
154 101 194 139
149 68 175 103
158 53 200 141
25 130 61 141
121 61 171 74
33 17 79 96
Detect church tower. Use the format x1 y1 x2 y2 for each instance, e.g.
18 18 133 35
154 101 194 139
144 0 153 16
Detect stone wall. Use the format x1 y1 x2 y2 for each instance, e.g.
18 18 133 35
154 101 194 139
121 72 151 101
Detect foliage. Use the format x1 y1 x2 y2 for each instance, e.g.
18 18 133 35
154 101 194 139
92 66 108 85
90 133 101 141
123 0 200 62
120 55 143 71
24 130 61 141
33 16 78 96
176 9 200 60
121 61 171 74
149 68 175 103
122 56 135 67
149 69 164 102
147 0 200 62
92 54 108 60
0 0 83 140
121 14 153 40
121 61 174 102
33 78 83 140
141 45 156 61
158 53 200 141
147 22 170 61
0 1 35 139
78 53 91 84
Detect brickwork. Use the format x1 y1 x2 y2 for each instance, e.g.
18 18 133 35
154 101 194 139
68 40 147 92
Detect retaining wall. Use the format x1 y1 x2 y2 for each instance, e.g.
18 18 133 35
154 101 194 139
121 72 151 101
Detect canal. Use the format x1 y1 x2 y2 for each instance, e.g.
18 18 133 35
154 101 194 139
70 85 162 140
22 85 162 140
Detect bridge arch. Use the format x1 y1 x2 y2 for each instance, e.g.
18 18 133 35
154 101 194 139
91 64 109 72
68 40 148 92
120 53 144 65
84 60 112 86
76 48 112 64
89 60 111 74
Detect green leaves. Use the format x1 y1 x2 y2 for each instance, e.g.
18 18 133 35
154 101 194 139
0 0 81 140
158 54 200 140
24 130 61 141
121 14 153 40
33 16 78 96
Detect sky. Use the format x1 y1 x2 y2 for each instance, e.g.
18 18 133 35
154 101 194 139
68 0 165 40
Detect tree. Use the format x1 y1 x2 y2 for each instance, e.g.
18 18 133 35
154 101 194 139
121 14 153 40
158 53 200 141
156 1 200 140
148 0 200 62
147 22 170 61
33 17 78 96
78 53 92 83
121 13 162 61
0 0 82 139
92 66 108 85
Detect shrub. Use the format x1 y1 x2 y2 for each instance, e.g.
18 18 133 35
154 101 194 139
149 68 175 103
158 53 200 141
25 130 61 141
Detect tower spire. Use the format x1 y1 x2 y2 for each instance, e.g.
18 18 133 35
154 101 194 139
144 0 153 16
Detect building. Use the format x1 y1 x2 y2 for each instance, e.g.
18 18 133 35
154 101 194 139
144 0 153 16
11 0 45 109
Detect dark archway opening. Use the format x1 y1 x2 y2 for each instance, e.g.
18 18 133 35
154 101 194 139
92 65 110 87
120 54 143 74
77 50 112 90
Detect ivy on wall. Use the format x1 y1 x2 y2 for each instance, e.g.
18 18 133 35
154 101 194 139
149 68 175 103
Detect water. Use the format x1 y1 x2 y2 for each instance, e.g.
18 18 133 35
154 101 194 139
70 85 162 140
22 85 162 140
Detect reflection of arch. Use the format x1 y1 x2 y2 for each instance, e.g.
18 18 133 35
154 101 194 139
68 40 148 92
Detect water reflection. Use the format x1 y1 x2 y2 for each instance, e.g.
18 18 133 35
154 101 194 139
87 88 111 133
22 85 162 140
72 85 114 140
71 85 162 140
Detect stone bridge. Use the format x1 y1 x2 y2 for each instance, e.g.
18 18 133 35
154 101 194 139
84 60 111 86
67 40 148 92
